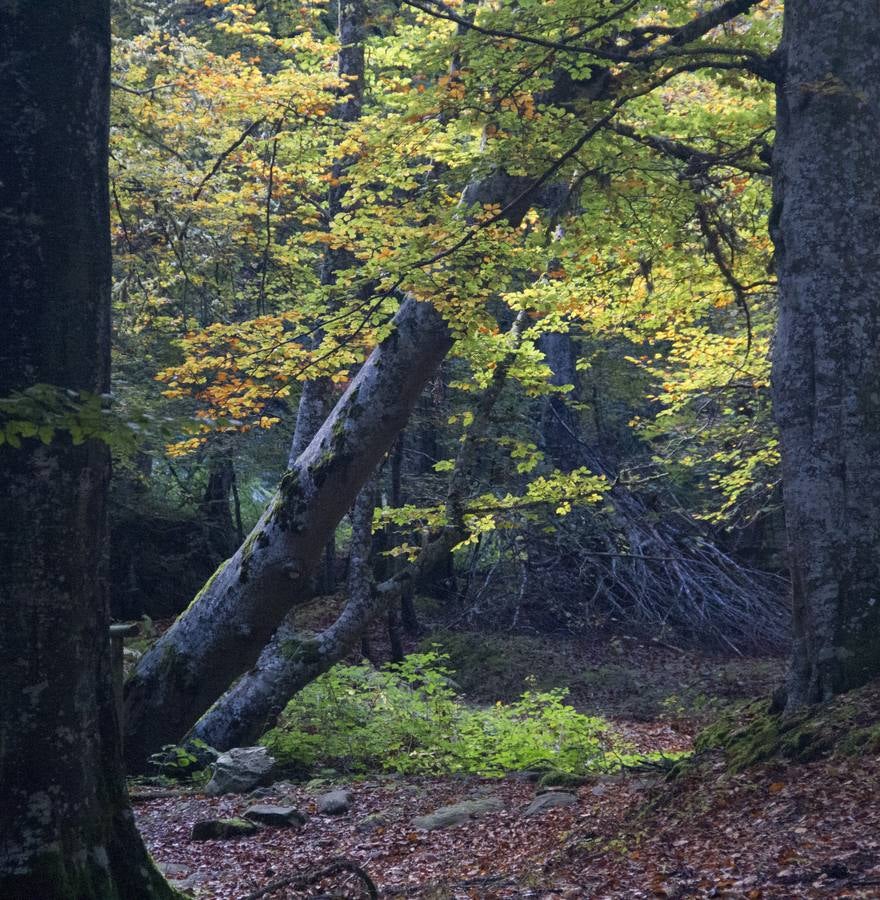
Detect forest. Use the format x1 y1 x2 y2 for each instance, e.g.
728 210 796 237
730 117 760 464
3 0 880 897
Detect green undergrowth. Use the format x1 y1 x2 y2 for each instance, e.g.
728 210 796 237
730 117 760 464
694 680 880 772
262 651 658 777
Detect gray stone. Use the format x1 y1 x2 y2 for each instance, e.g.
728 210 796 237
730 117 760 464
205 746 276 795
248 786 275 799
243 804 307 827
522 791 578 817
413 798 503 830
191 817 260 840
168 872 209 893
355 811 389 833
157 862 189 878
317 788 354 815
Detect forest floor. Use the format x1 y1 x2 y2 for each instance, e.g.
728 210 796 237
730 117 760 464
131 636 880 898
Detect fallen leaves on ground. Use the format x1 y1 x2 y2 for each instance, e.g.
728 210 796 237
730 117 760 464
549 752 880 898
136 725 880 899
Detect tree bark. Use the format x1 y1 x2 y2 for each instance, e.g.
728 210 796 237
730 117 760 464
0 4 174 896
538 330 582 472
124 295 452 768
772 0 880 707
187 482 380 749
199 453 237 558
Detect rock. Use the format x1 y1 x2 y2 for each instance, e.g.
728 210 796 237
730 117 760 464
205 746 276 795
168 872 209 893
317 789 354 815
355 811 389 833
536 771 590 791
156 862 189 878
413 798 503 830
191 817 260 840
248 786 275 799
243 804 307 827
522 791 578 817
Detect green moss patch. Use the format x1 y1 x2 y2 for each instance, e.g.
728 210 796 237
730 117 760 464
695 681 880 772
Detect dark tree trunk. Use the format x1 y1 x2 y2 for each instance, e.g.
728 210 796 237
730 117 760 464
538 330 582 472
199 454 236 558
0 4 174 897
771 0 880 708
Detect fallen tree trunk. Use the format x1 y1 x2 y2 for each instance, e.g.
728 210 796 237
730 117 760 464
124 296 452 770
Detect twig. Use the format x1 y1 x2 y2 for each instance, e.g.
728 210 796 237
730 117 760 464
239 858 378 900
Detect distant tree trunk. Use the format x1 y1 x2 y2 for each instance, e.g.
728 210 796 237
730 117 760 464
538 330 582 472
0 4 174 896
771 0 880 708
287 0 366 473
124 296 452 768
199 453 236 558
390 434 421 635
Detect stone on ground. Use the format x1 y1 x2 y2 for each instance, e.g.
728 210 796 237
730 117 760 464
205 746 276 795
317 789 354 815
522 791 578 817
191 817 260 840
243 804 307 827
413 797 503 830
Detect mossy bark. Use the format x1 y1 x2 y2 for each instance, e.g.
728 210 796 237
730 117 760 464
772 1 880 708
0 4 176 896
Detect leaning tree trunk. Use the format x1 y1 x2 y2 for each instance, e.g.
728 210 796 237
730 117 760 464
187 481 380 750
0 4 174 897
771 0 880 708
185 313 525 749
124 296 452 768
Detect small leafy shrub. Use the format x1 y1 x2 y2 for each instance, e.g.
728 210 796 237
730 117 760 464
147 738 215 782
261 651 617 776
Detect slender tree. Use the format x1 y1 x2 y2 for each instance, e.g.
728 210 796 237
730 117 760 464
772 0 880 708
0 4 174 897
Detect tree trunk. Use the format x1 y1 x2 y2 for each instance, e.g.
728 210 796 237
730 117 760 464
771 0 880 708
287 0 366 472
124 296 452 768
0 4 174 896
199 454 236 558
187 483 380 749
538 330 582 472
